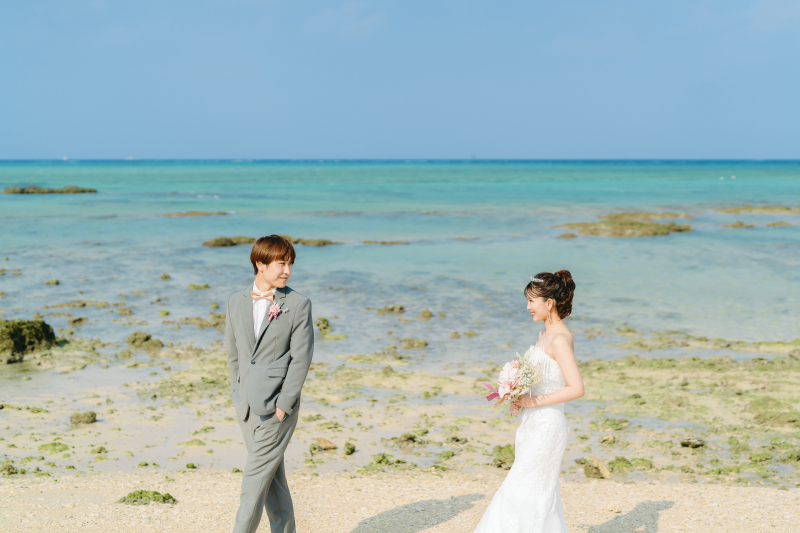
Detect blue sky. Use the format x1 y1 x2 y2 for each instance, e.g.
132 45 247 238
1 1 799 159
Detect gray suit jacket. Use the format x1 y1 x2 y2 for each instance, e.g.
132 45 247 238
225 284 314 422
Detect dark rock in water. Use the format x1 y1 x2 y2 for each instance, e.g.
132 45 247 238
344 442 356 455
493 444 515 469
558 233 578 239
126 331 163 352
68 317 87 327
187 284 211 290
0 319 56 363
116 490 177 505
680 436 707 448
281 235 341 247
70 411 97 425
314 317 332 335
401 337 427 349
203 235 340 247
202 236 256 247
313 317 346 340
377 305 404 315
43 279 59 285
160 273 171 280
4 185 97 194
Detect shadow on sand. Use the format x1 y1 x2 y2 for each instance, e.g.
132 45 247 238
583 501 675 533
350 493 484 533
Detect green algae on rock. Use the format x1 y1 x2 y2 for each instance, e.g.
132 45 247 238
745 397 800 428
178 439 205 446
492 444 515 469
722 221 755 229
203 235 340 247
160 273 171 280
363 240 409 245
187 284 211 290
767 221 791 227
281 235 342 247
555 212 692 238
203 236 257 247
314 317 347 340
401 338 427 349
38 442 69 454
377 305 404 315
126 332 163 352
557 232 578 239
70 411 97 425
0 318 56 363
174 313 225 333
4 185 97 194
584 456 611 479
614 327 800 356
717 205 800 215
116 490 177 505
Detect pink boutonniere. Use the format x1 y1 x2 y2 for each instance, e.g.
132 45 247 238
267 303 282 322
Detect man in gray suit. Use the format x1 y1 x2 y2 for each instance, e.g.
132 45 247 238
225 234 314 533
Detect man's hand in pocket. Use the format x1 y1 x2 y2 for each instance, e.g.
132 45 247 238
276 407 286 422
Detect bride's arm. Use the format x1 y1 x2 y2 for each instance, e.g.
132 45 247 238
512 335 584 414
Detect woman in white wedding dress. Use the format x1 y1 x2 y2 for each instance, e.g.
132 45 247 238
474 270 584 533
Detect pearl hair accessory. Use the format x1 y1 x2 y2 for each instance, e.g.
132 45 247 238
530 277 544 282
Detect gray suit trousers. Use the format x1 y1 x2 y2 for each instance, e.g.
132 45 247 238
233 403 300 533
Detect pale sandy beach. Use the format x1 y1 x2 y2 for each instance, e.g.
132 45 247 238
2 470 798 532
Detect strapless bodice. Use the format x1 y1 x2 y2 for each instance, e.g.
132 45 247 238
528 345 566 396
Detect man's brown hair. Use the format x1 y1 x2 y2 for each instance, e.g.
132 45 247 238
250 235 296 274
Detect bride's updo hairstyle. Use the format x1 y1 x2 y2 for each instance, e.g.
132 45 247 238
524 270 576 319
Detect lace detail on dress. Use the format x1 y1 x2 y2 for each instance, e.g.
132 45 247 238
473 345 569 533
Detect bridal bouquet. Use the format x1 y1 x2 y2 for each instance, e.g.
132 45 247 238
481 346 543 411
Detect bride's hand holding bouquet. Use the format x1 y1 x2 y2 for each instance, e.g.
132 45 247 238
481 346 543 415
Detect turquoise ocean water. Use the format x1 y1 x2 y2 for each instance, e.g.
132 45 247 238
1 160 799 368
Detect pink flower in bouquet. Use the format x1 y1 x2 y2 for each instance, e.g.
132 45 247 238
497 361 520 398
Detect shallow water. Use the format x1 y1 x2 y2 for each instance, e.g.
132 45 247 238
2 161 800 410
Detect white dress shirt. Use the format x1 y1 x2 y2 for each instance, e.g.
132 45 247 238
252 282 276 341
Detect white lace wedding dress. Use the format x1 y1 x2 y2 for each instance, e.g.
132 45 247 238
473 344 569 533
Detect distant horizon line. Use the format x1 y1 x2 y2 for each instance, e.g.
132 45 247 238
2 158 800 163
